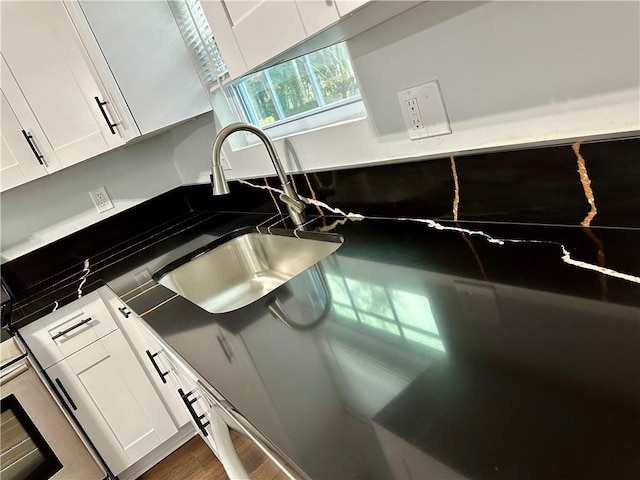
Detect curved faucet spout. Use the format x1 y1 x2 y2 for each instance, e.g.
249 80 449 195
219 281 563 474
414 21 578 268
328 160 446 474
211 122 306 228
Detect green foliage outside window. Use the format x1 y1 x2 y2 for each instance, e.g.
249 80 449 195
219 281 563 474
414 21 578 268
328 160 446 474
232 42 360 127
308 44 359 104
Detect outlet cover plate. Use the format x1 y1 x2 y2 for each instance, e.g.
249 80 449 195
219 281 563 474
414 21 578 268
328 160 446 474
89 186 114 213
398 80 452 140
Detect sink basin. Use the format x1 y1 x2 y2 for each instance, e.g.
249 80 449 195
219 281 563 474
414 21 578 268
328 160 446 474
153 230 342 313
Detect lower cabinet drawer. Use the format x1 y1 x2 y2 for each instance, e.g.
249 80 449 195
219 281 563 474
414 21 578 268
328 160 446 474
19 290 118 368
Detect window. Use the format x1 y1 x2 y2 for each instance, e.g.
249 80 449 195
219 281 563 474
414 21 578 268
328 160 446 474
326 272 446 353
170 0 362 137
228 43 361 128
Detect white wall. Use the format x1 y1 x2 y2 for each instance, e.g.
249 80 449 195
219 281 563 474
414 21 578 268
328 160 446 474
176 0 639 183
0 127 185 261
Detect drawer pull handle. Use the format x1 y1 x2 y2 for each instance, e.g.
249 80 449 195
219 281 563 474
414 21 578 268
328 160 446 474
95 96 117 135
21 130 45 166
118 306 132 318
178 388 209 437
198 414 210 430
55 378 77 411
51 317 92 341
145 350 169 384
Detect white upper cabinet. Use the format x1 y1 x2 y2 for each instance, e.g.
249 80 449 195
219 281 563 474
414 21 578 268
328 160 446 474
203 0 339 73
77 1 212 136
214 0 308 71
203 0 423 82
1 56 62 192
0 1 127 170
334 0 370 16
296 0 341 36
1 91 48 191
0 0 211 192
199 0 249 81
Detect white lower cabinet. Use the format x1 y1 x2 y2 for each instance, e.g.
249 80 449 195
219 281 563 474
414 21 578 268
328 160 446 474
133 319 251 480
100 289 252 478
45 329 178 476
103 297 192 430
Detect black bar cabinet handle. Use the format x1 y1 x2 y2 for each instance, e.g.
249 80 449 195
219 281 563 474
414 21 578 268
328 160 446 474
178 388 209 437
21 130 45 165
145 350 169 384
198 414 210 430
94 96 117 135
55 378 77 411
118 306 131 318
51 317 92 341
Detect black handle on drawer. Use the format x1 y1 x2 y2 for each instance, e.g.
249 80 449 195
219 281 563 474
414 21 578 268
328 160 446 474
118 306 132 318
55 378 77 411
216 334 234 364
94 96 117 135
51 317 92 341
21 130 45 165
146 350 169 384
178 388 210 437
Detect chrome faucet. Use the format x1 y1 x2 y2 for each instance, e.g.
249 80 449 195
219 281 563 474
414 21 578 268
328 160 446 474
211 122 307 228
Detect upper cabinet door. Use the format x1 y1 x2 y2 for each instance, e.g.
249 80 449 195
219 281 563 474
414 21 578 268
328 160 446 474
1 92 47 191
0 1 125 169
200 0 248 81
296 0 340 36
1 55 63 191
78 1 212 136
334 0 370 16
221 0 307 70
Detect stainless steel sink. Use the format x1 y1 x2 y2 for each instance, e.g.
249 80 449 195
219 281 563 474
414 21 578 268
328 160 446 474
154 231 342 314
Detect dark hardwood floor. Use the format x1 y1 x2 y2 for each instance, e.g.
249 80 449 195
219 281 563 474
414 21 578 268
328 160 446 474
137 431 285 480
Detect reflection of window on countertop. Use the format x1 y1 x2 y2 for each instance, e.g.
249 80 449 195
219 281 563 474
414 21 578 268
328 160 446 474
326 272 446 353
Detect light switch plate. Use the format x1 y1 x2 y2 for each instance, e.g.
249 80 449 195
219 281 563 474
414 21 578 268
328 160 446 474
398 80 452 140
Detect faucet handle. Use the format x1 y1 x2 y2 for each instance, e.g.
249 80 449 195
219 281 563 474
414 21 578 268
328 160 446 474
279 193 305 214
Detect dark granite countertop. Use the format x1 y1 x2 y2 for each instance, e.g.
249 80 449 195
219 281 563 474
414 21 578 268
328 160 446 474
26 209 634 480
4 136 639 479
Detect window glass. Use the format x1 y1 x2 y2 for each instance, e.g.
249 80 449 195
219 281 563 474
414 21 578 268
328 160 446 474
307 44 360 104
172 0 363 134
238 72 281 125
230 42 361 128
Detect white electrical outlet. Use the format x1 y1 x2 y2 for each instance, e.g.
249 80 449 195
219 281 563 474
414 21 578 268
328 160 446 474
89 186 114 213
406 98 424 130
398 80 451 140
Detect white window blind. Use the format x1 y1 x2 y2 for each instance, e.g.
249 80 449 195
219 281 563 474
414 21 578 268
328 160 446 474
169 0 228 89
